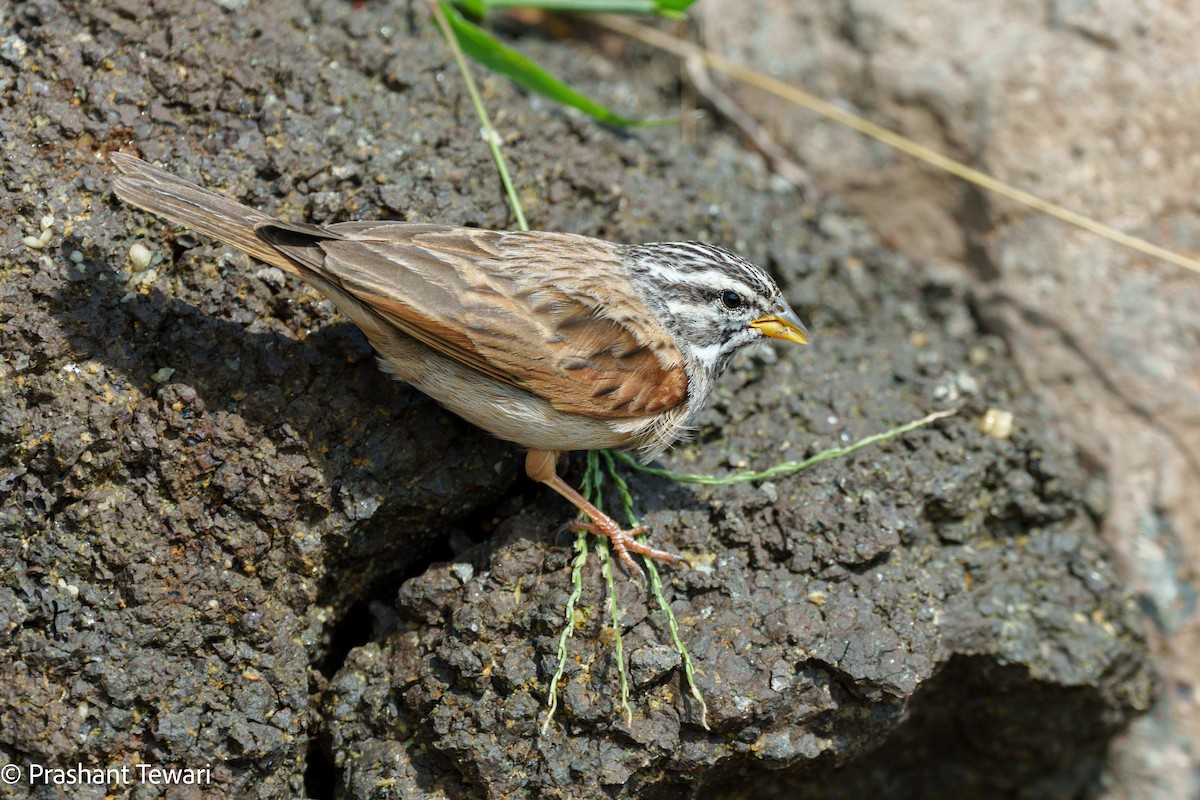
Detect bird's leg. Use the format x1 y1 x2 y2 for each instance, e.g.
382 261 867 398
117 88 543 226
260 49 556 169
525 450 680 574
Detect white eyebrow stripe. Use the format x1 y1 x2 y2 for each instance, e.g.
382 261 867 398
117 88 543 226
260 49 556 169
652 264 760 294
630 241 779 299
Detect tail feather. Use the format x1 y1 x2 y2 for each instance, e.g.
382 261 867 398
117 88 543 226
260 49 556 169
110 152 300 275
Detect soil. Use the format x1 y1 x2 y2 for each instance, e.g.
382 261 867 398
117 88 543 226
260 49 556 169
0 1 1152 798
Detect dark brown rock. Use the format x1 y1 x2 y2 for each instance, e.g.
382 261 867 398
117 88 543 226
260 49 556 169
0 0 1151 798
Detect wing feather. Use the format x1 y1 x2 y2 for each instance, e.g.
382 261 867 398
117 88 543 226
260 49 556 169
256 224 688 419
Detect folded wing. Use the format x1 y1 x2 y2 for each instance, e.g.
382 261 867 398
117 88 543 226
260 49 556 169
257 223 689 420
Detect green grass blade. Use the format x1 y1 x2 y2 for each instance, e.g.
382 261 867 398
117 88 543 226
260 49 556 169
439 2 675 128
599 449 709 728
616 408 959 485
432 1 530 231
463 0 696 17
457 0 489 15
541 527 589 735
481 0 685 15
598 541 634 725
648 0 696 10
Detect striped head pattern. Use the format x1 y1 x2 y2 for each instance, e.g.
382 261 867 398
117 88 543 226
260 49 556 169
624 241 808 381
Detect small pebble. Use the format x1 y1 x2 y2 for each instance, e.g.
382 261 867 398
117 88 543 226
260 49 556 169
129 242 153 269
979 408 1014 439
450 563 475 584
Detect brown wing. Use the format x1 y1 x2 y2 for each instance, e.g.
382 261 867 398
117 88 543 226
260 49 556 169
257 223 688 419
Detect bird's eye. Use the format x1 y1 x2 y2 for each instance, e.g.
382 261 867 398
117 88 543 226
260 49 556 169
720 290 743 309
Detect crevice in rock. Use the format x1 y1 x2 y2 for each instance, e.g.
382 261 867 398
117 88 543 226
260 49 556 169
303 735 337 800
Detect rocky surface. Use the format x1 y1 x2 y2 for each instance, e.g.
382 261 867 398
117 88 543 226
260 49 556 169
1 0 1151 798
695 4 1200 795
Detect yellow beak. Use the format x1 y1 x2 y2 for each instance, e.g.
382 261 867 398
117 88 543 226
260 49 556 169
751 300 810 345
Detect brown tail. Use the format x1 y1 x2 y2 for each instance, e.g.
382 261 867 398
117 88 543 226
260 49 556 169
110 152 300 275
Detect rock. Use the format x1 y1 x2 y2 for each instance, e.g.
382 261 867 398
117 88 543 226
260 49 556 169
0 0 1151 797
696 2 1195 795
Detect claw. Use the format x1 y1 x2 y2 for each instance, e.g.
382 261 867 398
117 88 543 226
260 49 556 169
528 450 681 576
568 519 680 574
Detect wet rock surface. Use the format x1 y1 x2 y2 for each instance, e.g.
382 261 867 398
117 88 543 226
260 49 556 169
1 0 1151 798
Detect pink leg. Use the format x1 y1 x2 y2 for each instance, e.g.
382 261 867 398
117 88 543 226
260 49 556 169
525 450 680 573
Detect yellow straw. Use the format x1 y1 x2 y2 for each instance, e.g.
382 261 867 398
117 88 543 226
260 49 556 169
596 16 1200 277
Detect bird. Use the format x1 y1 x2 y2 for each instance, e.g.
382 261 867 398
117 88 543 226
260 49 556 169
110 152 809 573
